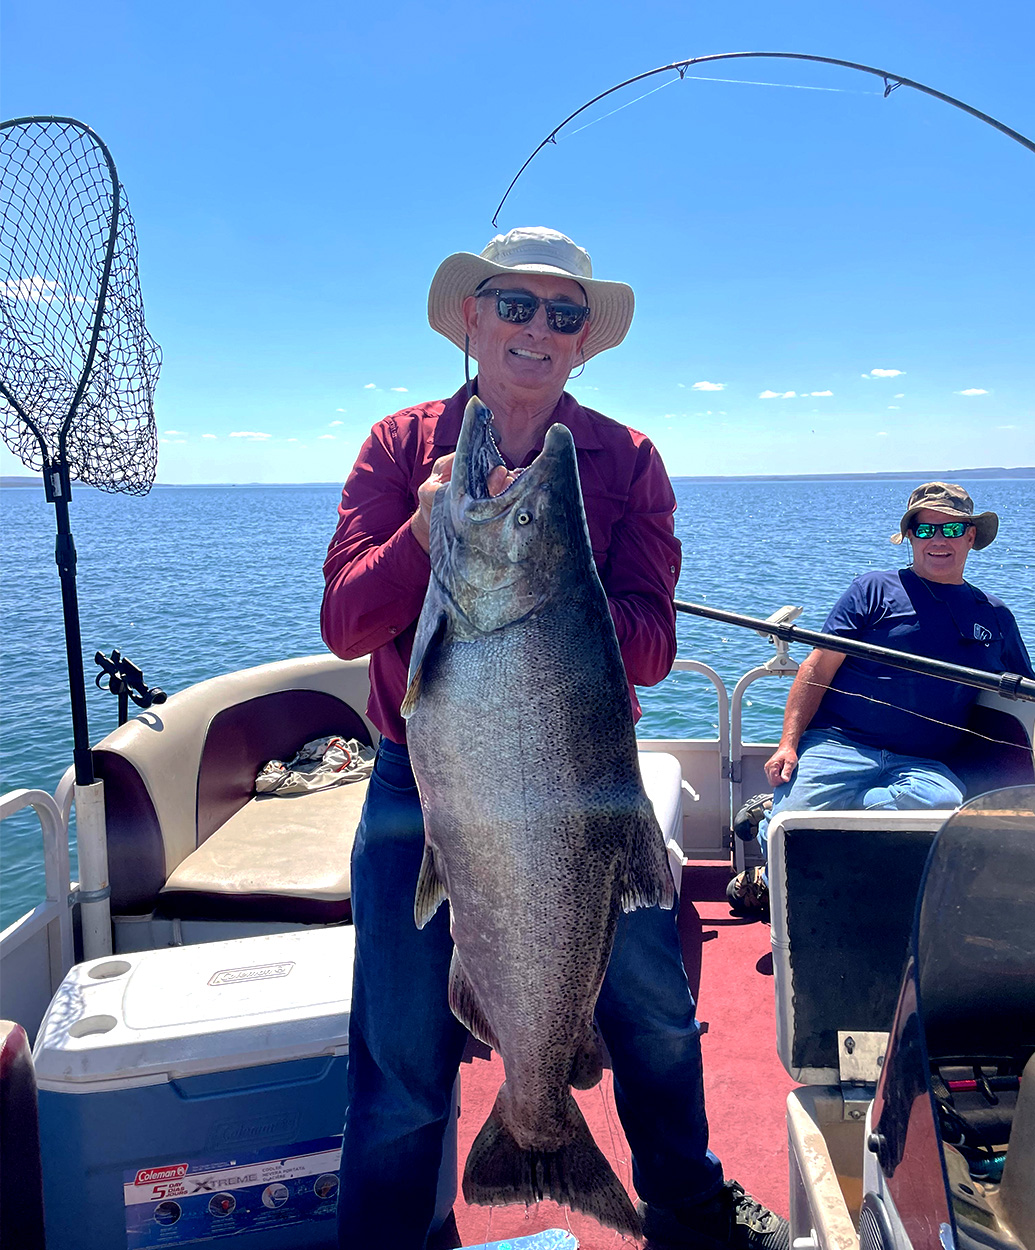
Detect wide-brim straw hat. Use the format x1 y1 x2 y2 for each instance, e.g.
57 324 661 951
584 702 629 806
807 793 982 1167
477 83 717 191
890 481 999 550
427 226 635 362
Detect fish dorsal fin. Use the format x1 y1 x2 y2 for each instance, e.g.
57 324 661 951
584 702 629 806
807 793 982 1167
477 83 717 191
401 605 447 719
448 950 500 1051
619 808 676 913
414 842 449 929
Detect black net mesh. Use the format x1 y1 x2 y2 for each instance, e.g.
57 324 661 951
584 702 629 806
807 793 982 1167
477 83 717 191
0 117 161 494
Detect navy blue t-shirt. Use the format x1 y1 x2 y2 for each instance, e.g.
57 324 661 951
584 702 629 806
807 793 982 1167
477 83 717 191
809 568 1034 759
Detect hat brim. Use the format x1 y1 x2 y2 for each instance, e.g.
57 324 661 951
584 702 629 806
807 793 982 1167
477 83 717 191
890 506 999 550
427 251 634 362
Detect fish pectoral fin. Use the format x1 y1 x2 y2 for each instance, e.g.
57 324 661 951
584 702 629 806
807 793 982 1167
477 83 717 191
463 1093 641 1238
414 843 449 929
401 608 447 718
619 809 676 913
447 952 500 1051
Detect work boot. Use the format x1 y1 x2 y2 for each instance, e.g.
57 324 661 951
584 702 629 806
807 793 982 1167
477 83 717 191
733 793 773 841
640 1180 789 1250
726 867 769 919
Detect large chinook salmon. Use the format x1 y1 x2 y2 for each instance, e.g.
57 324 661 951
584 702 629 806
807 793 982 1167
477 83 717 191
402 395 675 1237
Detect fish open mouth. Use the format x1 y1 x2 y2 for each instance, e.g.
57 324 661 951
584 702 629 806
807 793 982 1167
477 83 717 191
461 398 527 501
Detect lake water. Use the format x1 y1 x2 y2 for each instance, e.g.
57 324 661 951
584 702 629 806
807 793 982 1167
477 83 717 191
1 476 1032 928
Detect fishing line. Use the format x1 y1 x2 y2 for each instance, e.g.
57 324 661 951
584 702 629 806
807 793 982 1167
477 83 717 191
795 680 1033 753
564 72 876 140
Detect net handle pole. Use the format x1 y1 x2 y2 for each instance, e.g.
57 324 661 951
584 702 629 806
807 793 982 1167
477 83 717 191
674 599 1035 703
51 481 96 785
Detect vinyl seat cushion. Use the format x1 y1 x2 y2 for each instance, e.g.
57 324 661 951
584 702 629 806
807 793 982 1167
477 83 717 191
157 780 369 923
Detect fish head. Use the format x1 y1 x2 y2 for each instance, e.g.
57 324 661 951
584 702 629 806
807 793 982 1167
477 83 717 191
432 396 592 635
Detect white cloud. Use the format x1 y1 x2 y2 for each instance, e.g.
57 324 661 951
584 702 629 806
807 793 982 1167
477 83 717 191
229 431 272 440
390 386 408 393
997 424 1017 430
810 390 833 397
782 391 796 399
363 382 377 389
759 390 781 399
955 388 988 396
202 433 217 440
2 275 83 303
691 380 725 392
876 431 889 437
329 420 344 427
677 383 685 388
888 406 900 410
894 393 905 399
868 368 905 378
163 430 186 437
318 434 335 440
336 407 346 412
663 413 677 419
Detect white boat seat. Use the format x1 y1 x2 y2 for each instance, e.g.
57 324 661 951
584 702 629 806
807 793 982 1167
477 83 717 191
637 750 684 892
157 780 369 924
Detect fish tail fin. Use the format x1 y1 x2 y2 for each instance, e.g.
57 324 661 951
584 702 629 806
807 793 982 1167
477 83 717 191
463 1092 640 1237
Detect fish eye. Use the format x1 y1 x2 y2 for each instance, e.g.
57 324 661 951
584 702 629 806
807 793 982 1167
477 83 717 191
515 510 533 526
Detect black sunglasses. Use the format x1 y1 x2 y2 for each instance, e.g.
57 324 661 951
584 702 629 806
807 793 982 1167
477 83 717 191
911 522 973 539
475 288 590 335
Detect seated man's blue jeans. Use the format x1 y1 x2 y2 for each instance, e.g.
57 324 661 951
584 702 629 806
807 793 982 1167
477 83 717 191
757 727 966 865
338 738 723 1249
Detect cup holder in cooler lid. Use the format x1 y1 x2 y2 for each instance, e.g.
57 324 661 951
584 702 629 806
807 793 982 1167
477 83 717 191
32 927 355 1090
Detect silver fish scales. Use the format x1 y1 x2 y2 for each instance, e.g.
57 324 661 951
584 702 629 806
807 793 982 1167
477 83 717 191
403 395 674 1236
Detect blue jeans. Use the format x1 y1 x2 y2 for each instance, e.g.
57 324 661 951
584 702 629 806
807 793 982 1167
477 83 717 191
757 727 966 865
338 738 722 1249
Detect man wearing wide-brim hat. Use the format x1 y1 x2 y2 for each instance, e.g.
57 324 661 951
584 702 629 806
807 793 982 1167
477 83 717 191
323 227 789 1250
728 480 1033 917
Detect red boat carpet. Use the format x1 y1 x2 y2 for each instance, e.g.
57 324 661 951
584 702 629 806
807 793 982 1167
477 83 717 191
452 863 796 1248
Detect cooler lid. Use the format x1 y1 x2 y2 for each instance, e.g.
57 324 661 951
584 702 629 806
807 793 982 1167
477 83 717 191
33 927 354 1091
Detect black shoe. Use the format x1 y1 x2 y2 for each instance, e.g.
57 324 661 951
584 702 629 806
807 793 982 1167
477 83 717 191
726 868 769 919
640 1181 789 1250
733 793 773 842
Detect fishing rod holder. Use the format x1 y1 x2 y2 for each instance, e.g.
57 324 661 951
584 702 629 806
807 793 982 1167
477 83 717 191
758 605 803 672
94 649 167 726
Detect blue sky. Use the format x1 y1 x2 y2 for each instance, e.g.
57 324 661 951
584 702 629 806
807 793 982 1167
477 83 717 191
2 0 1033 482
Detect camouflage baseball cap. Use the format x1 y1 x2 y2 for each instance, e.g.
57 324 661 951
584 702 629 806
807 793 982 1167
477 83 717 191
890 481 999 550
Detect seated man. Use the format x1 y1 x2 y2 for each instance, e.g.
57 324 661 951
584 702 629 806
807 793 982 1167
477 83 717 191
729 481 1034 916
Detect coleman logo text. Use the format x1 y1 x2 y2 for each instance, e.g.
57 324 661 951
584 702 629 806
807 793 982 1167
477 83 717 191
134 1164 189 1185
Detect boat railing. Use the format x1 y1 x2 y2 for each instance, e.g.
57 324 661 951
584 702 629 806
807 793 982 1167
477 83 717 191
0 787 75 1040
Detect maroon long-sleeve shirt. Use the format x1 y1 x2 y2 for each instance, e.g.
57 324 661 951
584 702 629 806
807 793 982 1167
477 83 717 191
321 384 682 743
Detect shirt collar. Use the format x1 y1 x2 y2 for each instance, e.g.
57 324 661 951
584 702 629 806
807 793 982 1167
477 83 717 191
431 383 604 458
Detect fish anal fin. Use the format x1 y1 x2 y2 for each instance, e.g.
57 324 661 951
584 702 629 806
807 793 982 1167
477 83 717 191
569 1026 604 1091
448 951 500 1051
413 843 448 930
401 608 447 719
619 808 676 914
463 1092 640 1238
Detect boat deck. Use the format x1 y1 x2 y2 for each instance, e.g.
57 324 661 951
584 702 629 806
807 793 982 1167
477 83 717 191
452 862 794 1248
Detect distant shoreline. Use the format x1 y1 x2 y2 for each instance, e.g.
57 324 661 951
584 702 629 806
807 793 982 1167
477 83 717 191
2 467 1033 489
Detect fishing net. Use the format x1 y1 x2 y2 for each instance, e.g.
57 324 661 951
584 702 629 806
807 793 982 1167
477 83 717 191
0 116 161 494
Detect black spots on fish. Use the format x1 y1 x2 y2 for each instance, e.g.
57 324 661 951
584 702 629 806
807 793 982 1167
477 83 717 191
619 809 676 914
569 1027 604 1090
448 950 500 1050
463 1092 641 1237
414 843 449 929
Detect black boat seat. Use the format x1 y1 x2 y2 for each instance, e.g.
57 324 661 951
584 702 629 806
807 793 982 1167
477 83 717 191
0 1020 46 1250
156 779 368 923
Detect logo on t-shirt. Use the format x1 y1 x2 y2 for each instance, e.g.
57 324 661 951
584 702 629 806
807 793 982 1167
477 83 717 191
974 623 992 643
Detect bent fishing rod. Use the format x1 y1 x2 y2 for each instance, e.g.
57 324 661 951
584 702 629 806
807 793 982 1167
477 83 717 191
492 51 1035 224
674 600 1035 704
